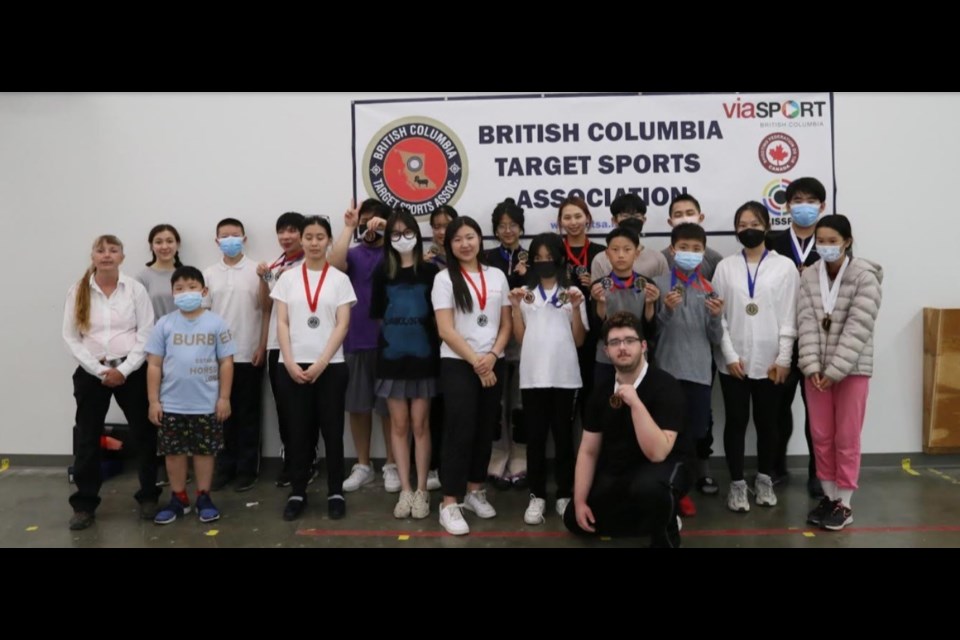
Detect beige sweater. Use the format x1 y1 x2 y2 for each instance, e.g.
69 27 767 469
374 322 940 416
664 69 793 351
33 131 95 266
797 257 883 381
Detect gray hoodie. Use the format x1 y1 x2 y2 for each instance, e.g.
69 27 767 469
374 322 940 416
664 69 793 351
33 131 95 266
797 257 883 381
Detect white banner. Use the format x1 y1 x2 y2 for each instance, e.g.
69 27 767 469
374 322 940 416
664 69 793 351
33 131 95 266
352 92 834 239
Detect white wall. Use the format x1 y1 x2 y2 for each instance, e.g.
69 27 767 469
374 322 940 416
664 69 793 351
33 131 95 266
0 92 951 457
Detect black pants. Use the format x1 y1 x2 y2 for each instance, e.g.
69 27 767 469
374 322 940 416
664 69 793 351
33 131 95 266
563 461 687 546
521 388 576 500
719 374 781 481
695 362 718 462
775 365 816 478
268 349 292 470
440 358 504 498
69 365 160 513
276 362 348 497
678 380 712 486
574 336 597 423
216 362 264 477
429 393 444 471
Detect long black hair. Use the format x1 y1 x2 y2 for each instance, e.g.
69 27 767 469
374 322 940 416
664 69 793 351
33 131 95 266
525 232 570 289
383 207 424 280
443 216 486 313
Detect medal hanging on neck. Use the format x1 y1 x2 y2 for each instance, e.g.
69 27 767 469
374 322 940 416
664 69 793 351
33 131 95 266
302 262 329 329
742 250 768 316
462 266 489 327
818 256 850 334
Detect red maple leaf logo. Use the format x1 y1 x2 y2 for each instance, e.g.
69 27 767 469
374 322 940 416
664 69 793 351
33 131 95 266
768 144 790 164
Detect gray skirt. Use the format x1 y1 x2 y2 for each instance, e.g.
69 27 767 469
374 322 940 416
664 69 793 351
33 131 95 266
375 378 438 400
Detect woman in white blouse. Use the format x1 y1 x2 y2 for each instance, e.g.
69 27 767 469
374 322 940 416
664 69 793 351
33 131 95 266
712 202 799 514
62 235 159 531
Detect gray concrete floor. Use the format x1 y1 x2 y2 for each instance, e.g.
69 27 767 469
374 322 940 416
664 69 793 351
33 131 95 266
2 460 959 548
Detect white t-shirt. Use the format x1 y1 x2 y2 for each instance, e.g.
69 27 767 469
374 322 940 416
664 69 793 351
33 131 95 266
204 256 262 363
265 255 305 351
431 265 510 361
712 250 799 379
517 285 588 389
270 263 357 364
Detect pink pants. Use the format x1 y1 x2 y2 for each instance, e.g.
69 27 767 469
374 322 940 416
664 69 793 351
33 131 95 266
804 375 870 490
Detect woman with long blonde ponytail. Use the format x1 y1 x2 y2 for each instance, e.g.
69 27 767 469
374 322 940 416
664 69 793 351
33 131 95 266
62 235 161 531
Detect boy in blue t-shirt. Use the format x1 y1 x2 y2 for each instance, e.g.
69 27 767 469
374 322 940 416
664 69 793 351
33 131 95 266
146 266 236 525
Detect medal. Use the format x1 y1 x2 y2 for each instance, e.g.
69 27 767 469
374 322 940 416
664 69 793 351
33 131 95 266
746 303 759 316
461 266 489 327
609 394 623 409
307 316 320 329
822 315 832 332
576 266 588 277
302 261 330 328
522 289 535 304
477 314 489 327
742 250 768 318
557 289 570 306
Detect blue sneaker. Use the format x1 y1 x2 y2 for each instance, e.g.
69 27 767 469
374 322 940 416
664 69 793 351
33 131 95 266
196 492 221 523
154 495 191 525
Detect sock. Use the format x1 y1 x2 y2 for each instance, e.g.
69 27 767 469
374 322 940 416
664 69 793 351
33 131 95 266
174 490 189 504
837 488 853 508
820 480 837 501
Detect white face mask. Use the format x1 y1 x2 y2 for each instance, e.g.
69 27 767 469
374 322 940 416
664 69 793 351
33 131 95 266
675 215 701 226
392 236 417 254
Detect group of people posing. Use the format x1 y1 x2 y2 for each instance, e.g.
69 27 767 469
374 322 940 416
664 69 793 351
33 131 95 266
62 177 882 547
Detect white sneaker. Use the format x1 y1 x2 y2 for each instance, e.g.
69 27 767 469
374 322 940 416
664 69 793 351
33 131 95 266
755 473 778 507
555 497 571 518
727 480 751 512
342 463 374 492
382 463 401 493
463 489 497 519
411 489 430 519
439 503 469 535
524 495 547 525
393 490 414 519
426 469 441 491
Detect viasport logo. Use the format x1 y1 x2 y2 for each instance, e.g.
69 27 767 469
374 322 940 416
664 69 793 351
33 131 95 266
362 117 468 218
762 178 793 227
758 133 799 174
722 97 827 119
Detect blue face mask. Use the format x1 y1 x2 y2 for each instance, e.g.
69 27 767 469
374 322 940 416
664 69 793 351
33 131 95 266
218 236 244 258
674 251 704 271
816 244 844 263
174 292 203 312
789 203 820 228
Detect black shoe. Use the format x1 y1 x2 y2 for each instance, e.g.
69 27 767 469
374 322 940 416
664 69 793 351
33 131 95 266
807 476 825 499
275 471 291 488
328 494 346 519
806 497 836 527
69 511 95 531
283 496 306 521
234 473 257 493
696 476 720 495
211 471 235 492
821 502 853 531
490 475 512 491
156 466 170 487
139 500 159 520
510 474 528 490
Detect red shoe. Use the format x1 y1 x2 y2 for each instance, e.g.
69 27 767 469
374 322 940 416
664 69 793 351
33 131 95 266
678 495 696 517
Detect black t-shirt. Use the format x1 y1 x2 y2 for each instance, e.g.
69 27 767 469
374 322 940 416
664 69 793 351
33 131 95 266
584 365 686 475
370 262 441 380
484 245 527 289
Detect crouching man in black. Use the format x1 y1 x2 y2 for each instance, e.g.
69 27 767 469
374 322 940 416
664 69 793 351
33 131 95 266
564 311 689 547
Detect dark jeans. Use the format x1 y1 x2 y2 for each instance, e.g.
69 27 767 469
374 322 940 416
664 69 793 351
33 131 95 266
521 388 576 500
69 365 160 513
776 365 816 478
216 362 264 476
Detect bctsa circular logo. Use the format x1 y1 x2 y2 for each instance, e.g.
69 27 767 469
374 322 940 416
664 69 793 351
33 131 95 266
758 133 799 174
362 117 468 217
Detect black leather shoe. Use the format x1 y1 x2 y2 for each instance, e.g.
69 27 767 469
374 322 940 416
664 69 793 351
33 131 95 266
139 500 159 520
283 496 306 521
234 473 257 493
69 511 95 531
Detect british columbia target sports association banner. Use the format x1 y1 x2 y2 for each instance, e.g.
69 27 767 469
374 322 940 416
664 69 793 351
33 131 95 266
352 92 834 238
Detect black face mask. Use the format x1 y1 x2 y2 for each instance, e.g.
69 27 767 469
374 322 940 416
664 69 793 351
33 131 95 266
737 228 766 249
532 262 559 279
619 217 644 236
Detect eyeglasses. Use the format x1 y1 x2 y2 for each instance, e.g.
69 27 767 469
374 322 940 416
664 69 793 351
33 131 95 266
606 337 641 348
390 230 417 242
496 223 520 233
